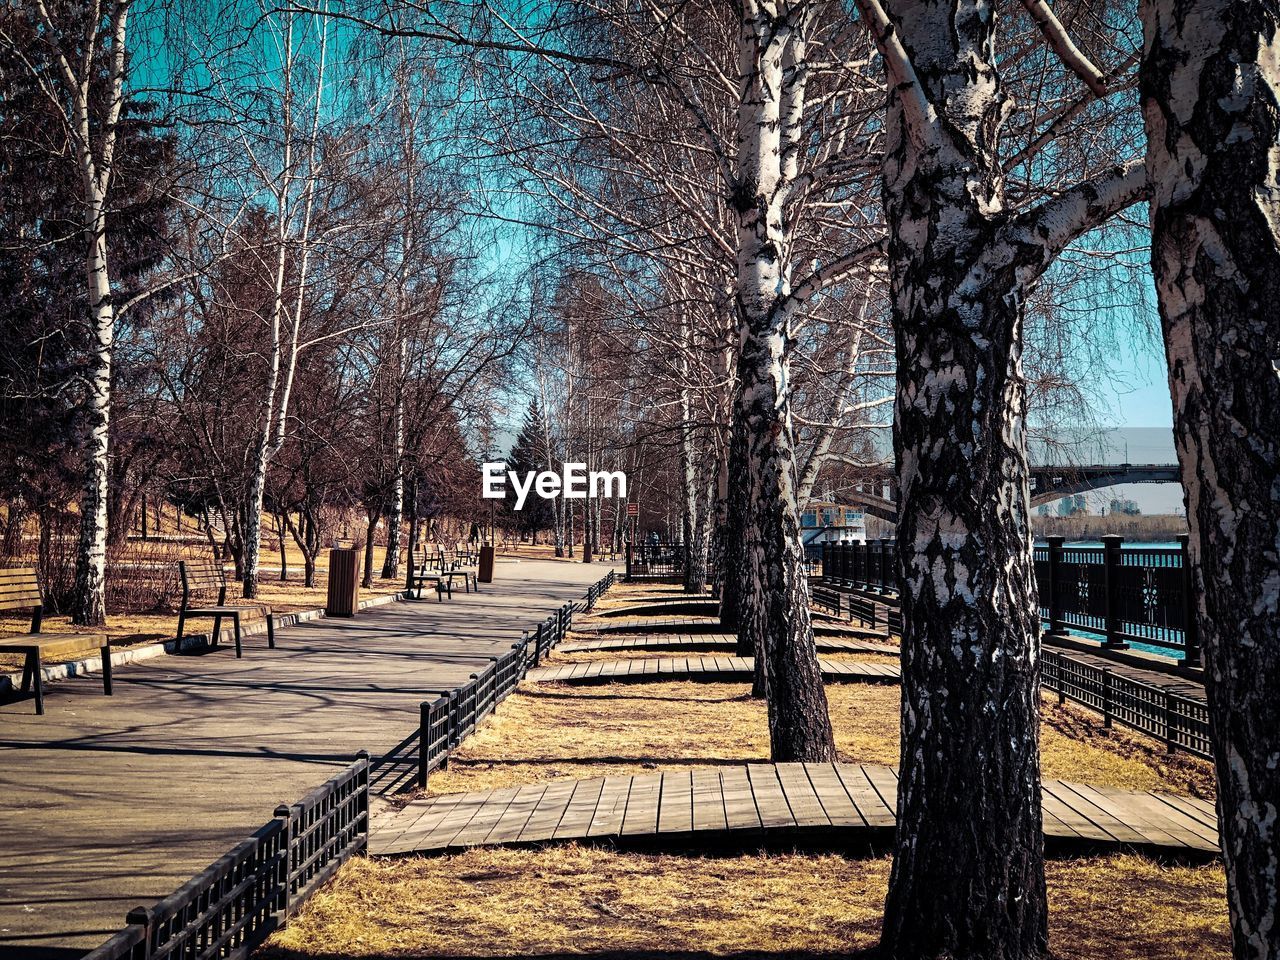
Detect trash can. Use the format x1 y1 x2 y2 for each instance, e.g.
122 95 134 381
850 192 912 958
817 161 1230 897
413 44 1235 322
478 544 496 583
326 545 362 617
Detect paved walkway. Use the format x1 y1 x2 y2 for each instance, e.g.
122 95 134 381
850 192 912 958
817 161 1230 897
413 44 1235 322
0 559 609 959
371 762 1219 856
526 656 900 684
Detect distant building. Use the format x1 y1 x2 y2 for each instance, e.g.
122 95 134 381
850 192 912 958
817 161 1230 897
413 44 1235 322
800 501 867 547
1109 498 1141 516
1057 494 1087 517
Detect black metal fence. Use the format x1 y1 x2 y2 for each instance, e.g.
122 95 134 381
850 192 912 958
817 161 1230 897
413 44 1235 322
584 570 617 610
821 536 1201 663
1035 535 1200 662
819 540 899 596
417 571 616 789
817 540 902 635
1042 649 1211 758
84 756 370 960
818 540 1211 756
625 541 687 581
83 569 619 960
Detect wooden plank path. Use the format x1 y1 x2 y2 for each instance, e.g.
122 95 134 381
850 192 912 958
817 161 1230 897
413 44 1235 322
596 600 721 619
371 762 1219 856
578 616 882 639
560 633 897 655
525 656 900 684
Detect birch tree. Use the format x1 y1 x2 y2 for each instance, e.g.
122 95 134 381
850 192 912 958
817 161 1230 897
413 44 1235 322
461 0 885 758
0 0 134 624
849 0 1148 954
1142 3 1280 957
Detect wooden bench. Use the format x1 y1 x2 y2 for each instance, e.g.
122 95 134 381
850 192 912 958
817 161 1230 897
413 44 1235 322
407 541 462 601
0 568 107 714
177 558 274 658
433 542 478 594
453 541 476 566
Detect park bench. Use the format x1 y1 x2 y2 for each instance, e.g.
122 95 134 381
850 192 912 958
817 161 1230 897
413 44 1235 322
405 541 449 601
431 541 478 594
405 543 476 600
177 558 274 658
0 567 107 714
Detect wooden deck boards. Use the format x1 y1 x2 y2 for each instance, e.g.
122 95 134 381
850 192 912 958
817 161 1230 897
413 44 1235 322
577 617 879 640
370 762 1219 857
525 656 900 684
559 633 896 655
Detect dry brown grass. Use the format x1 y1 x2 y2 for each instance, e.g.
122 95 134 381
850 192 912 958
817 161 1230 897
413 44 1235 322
261 578 1225 960
260 846 1228 959
422 680 1216 800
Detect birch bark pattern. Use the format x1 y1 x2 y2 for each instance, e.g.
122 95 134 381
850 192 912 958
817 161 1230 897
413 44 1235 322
874 2 1046 955
74 193 115 626
1142 5 1280 956
731 1 835 761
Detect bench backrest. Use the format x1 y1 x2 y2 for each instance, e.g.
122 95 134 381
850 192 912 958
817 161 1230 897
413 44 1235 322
179 558 229 605
0 567 43 633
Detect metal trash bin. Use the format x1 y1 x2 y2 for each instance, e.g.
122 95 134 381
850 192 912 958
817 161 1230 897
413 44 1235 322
478 544 496 583
326 545 363 617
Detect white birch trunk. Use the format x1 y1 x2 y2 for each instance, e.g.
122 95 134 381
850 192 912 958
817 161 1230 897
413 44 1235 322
240 10 328 599
30 0 134 627
73 197 115 625
730 1 835 761
1143 4 1280 955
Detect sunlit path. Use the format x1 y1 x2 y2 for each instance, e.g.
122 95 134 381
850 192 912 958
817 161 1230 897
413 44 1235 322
0 559 610 958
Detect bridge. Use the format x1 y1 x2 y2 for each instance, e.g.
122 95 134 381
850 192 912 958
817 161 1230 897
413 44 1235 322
841 463 1182 523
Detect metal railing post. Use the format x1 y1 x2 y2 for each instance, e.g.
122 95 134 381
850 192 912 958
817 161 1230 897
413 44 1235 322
1045 535 1066 637
1178 534 1202 666
1101 535 1128 649
272 803 294 917
418 702 430 790
124 905 153 959
355 750 370 853
1102 667 1114 728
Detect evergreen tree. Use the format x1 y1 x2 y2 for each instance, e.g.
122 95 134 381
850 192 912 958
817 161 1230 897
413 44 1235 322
505 400 555 541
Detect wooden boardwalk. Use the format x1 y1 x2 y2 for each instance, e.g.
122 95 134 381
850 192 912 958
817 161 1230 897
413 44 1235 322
371 762 1219 856
526 656 900 684
560 633 897 655
579 617 881 639
597 600 721 619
